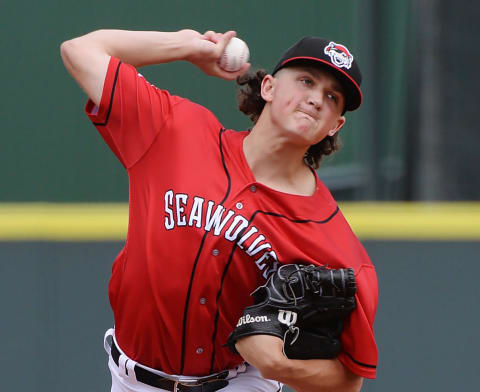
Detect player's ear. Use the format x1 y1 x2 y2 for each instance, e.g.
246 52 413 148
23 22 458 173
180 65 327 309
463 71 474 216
260 74 276 102
327 116 346 137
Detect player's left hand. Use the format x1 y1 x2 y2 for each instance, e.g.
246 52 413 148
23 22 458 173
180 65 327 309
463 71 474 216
227 264 357 360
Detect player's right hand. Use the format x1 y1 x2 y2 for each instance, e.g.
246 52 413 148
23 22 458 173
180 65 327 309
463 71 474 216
181 29 250 80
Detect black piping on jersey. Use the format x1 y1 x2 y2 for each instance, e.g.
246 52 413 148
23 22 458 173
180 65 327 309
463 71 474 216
92 61 122 126
248 206 340 225
180 128 231 374
207 207 340 372
344 351 377 369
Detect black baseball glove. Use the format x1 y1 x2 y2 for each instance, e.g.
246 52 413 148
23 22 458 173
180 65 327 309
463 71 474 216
226 264 357 359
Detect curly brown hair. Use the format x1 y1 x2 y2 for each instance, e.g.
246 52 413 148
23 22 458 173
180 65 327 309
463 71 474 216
236 69 341 169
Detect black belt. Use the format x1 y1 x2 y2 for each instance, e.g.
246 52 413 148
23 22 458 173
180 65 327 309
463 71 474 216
110 340 229 392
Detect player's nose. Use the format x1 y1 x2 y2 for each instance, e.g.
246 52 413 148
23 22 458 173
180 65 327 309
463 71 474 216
307 90 323 109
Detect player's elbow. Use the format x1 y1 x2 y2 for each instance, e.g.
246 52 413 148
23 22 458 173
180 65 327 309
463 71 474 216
60 32 101 71
261 358 364 392
60 38 83 72
331 375 363 392
60 40 72 66
347 374 364 392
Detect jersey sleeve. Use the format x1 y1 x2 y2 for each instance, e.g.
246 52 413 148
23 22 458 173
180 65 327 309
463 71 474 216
338 264 378 379
84 56 185 169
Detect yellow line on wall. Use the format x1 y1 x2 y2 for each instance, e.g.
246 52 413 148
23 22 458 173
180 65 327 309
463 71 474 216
339 202 480 240
0 202 479 241
0 203 128 241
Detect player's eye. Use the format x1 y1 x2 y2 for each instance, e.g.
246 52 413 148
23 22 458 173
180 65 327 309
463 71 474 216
327 92 339 103
301 78 313 86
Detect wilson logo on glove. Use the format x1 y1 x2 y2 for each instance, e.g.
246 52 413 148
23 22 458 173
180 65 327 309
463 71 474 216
236 314 271 327
278 310 298 326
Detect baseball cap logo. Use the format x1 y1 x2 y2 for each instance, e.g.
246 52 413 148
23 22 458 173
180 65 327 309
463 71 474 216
324 42 354 69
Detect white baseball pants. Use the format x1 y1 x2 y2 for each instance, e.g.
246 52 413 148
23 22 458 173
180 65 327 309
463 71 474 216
104 329 283 392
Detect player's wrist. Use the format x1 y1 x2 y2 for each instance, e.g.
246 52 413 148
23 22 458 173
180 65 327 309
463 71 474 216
176 29 210 63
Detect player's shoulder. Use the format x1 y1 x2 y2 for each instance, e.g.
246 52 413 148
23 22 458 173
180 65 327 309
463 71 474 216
117 60 223 126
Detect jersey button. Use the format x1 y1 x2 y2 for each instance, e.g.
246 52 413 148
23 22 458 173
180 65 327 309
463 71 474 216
236 202 243 210
212 249 220 256
200 297 207 305
196 348 203 354
250 185 257 193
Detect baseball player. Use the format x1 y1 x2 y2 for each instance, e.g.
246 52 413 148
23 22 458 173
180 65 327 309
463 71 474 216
61 28 378 391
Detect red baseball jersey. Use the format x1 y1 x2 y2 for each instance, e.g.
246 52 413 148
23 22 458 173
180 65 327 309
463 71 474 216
85 56 378 379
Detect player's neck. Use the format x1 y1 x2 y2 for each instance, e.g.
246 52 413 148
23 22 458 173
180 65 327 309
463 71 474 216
243 126 316 196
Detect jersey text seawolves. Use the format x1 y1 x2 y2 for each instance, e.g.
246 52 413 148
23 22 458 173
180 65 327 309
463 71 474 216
164 189 280 278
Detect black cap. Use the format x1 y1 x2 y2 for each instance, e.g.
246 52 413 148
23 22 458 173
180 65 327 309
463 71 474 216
272 37 362 112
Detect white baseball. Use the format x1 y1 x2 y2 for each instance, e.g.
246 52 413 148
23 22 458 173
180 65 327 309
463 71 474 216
217 37 250 72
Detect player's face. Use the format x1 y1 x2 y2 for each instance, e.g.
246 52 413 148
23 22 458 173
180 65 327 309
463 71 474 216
261 65 346 147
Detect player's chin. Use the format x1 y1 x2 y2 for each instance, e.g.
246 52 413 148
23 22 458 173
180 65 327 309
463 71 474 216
294 117 320 134
280 119 318 141
296 122 331 144
299 130 329 149
293 122 321 141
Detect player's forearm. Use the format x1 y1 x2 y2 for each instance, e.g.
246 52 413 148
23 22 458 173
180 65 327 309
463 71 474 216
60 29 201 105
269 357 363 392
62 29 193 67
236 335 362 392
